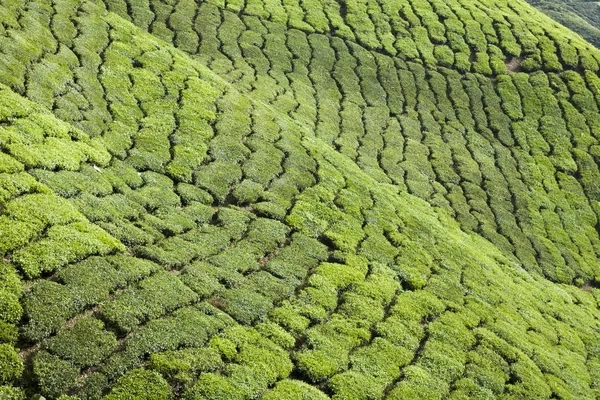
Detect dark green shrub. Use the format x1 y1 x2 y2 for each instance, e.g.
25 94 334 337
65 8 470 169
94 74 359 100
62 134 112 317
247 271 295 301
221 288 273 324
80 372 109 400
57 257 122 307
102 306 232 379
22 280 78 341
100 271 198 332
33 352 79 398
46 318 117 367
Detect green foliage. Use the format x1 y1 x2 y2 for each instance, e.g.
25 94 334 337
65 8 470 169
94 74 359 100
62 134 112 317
2 0 600 399
22 280 78 341
0 291 21 325
527 0 600 48
103 369 171 400
149 347 223 383
100 271 198 332
262 380 329 399
0 344 22 384
0 386 25 400
33 352 79 398
221 288 273 325
12 221 123 278
182 373 243 400
46 318 117 367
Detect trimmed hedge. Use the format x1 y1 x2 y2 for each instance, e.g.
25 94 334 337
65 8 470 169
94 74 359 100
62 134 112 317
103 369 171 400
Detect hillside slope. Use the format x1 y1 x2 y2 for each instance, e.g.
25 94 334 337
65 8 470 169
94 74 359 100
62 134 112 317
0 0 599 399
526 0 600 48
8 0 600 285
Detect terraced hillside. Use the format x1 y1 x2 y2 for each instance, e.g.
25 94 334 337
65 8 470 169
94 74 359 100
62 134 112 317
527 0 600 48
0 0 600 398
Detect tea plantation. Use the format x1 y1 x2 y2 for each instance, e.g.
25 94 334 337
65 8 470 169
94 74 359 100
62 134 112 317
526 0 600 48
1 0 600 398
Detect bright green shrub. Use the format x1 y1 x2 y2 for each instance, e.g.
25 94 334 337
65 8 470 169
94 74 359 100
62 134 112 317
294 348 342 382
232 179 264 203
0 386 25 400
311 262 367 289
0 154 23 174
143 205 203 235
0 344 22 384
0 321 18 344
0 216 43 256
149 347 223 382
33 167 114 199
194 161 243 202
3 193 83 227
350 337 413 380
255 321 296 349
328 370 383 399
4 1 600 398
209 244 261 274
12 221 123 278
130 172 181 211
108 255 160 282
0 292 21 325
219 325 293 379
104 369 171 400
472 52 492 75
247 217 289 249
387 365 447 399
182 373 243 400
180 261 225 298
177 183 213 205
263 379 329 400
448 377 495 399
222 363 271 398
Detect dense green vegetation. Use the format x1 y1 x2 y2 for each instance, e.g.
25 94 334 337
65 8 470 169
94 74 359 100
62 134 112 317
0 0 600 398
527 0 600 48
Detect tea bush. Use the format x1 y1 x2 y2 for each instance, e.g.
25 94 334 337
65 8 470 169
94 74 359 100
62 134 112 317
1 0 600 397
